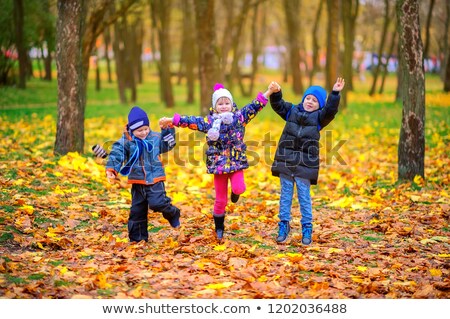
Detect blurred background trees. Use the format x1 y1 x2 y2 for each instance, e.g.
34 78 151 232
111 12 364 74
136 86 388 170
0 0 447 180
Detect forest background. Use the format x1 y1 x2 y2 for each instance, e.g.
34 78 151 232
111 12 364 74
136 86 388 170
0 0 449 299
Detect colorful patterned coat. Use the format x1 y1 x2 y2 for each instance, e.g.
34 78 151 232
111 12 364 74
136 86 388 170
172 93 268 174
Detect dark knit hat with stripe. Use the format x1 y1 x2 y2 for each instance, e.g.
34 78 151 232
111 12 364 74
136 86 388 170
127 106 149 131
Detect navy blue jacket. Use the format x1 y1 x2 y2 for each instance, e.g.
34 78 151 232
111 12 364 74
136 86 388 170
270 90 341 184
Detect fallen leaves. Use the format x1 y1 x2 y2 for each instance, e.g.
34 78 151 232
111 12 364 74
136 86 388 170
0 112 449 299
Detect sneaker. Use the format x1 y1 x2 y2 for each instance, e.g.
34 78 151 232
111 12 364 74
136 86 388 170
276 221 290 243
167 210 181 228
301 224 313 245
231 192 240 203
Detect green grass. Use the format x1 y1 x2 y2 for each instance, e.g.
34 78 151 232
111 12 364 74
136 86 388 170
1 68 449 144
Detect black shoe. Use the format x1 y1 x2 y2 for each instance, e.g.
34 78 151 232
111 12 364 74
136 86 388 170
231 192 240 203
166 209 180 228
213 215 225 240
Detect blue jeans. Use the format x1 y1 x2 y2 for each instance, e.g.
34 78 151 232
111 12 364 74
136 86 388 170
278 174 312 225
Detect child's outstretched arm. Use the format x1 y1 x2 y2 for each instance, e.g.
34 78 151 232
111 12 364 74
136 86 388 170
268 82 294 121
159 115 210 133
319 77 345 128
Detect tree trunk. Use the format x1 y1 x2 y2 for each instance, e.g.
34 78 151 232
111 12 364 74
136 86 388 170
13 0 26 89
310 0 323 86
379 31 397 94
239 1 264 96
179 0 196 103
103 26 113 83
150 0 174 108
112 10 128 104
284 0 303 95
341 0 359 91
325 0 339 91
369 0 392 96
42 0 54 81
423 0 435 59
444 45 450 91
396 0 425 181
443 1 450 88
55 0 87 155
194 0 217 115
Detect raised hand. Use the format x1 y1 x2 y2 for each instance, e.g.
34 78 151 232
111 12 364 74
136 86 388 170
268 81 281 93
333 77 345 92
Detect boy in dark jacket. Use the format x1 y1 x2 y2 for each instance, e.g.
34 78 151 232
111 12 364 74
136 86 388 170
106 106 181 242
269 78 345 245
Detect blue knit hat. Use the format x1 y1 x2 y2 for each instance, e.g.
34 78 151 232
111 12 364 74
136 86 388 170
301 86 327 109
127 106 149 131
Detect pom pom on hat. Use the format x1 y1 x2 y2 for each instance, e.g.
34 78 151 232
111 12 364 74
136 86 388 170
128 106 149 131
212 83 233 109
302 86 327 109
213 83 225 91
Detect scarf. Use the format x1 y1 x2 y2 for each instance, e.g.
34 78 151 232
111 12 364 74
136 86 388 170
119 137 153 176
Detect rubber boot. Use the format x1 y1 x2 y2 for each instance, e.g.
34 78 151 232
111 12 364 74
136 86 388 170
213 215 225 241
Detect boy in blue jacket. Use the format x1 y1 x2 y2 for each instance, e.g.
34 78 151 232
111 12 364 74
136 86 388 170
269 78 345 245
106 106 181 242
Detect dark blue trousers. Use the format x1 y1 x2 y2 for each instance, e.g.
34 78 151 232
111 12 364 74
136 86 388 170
128 182 180 242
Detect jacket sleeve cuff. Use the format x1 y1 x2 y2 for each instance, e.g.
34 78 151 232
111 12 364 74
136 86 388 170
172 113 181 126
256 92 268 105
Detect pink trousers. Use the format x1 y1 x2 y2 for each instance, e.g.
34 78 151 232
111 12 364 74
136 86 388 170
213 170 246 216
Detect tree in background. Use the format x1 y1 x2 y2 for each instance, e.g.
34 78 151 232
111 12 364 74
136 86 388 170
283 0 303 95
55 0 87 155
341 0 359 92
396 0 425 181
325 0 339 92
194 0 217 115
149 0 175 108
13 0 26 89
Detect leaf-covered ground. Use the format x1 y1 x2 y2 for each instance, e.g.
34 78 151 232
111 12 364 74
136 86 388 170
0 105 449 299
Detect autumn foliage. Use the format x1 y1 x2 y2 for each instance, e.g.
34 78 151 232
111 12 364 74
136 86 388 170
0 98 449 298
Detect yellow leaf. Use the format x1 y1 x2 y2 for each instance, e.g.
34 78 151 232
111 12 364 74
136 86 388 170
20 205 34 215
214 244 227 251
59 266 68 275
14 179 25 186
257 275 268 282
96 272 112 289
351 275 364 283
413 175 424 186
327 248 343 254
429 269 442 277
247 244 258 253
205 282 235 290
91 212 99 218
410 195 420 202
437 254 450 258
115 237 128 243
356 266 367 272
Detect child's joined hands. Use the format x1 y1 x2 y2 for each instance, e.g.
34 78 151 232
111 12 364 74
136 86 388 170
268 81 281 93
159 117 173 129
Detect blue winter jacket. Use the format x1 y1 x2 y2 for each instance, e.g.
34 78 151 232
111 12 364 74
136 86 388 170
106 127 175 185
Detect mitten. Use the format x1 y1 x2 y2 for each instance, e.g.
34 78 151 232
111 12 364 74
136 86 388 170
220 112 234 125
92 144 108 158
162 132 176 148
207 117 222 141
